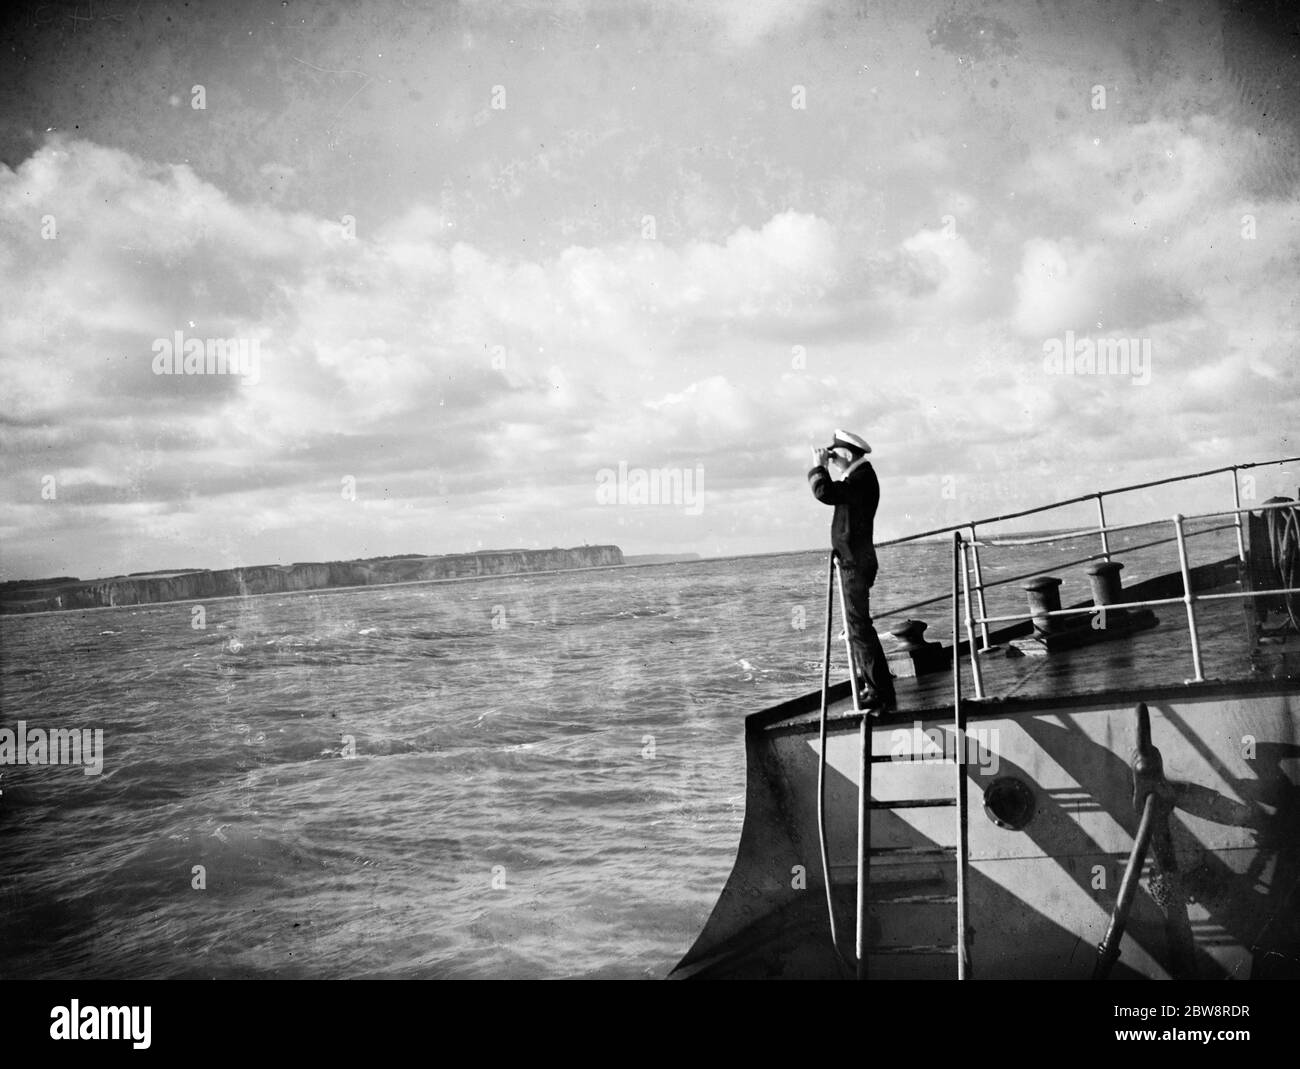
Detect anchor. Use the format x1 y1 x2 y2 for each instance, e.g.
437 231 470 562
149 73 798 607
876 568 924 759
1092 702 1198 980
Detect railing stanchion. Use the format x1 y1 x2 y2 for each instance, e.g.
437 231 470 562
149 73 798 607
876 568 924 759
1173 513 1205 682
815 552 841 965
1096 493 1111 562
953 532 971 980
834 560 869 980
967 523 992 651
835 560 862 715
1231 467 1246 564
855 708 869 980
956 541 982 697
959 538 985 699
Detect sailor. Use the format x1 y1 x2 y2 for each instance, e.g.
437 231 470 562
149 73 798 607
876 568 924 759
809 429 896 714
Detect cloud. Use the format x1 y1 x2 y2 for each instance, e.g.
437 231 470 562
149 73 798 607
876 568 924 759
1009 115 1300 347
1011 237 1110 337
0 139 883 572
695 0 824 49
4 81 1299 578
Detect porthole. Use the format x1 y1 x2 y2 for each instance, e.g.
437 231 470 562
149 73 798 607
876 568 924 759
983 777 1036 830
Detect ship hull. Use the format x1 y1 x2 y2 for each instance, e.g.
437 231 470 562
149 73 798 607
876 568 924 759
672 682 1300 980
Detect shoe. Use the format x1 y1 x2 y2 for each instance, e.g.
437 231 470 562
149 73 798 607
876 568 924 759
853 682 882 713
856 681 895 716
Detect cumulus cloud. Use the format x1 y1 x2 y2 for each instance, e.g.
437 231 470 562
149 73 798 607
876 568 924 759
3 75 1299 578
0 139 887 572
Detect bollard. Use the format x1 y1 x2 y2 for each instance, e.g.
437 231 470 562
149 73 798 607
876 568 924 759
1086 560 1127 626
886 618 950 678
889 618 930 652
1086 560 1125 605
1023 576 1064 637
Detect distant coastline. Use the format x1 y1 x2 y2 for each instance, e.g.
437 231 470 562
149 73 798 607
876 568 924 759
622 553 702 565
0 546 624 615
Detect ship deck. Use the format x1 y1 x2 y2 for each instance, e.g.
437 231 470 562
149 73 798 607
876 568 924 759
674 483 1300 980
764 556 1300 733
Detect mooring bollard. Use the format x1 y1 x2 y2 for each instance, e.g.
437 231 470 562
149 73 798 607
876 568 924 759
1023 576 1063 637
1086 560 1124 605
887 618 949 678
1085 560 1127 626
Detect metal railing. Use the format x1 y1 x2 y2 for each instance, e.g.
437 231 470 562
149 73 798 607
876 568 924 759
819 459 1295 983
954 500 1300 698
819 460 1295 983
951 533 971 980
871 457 1299 654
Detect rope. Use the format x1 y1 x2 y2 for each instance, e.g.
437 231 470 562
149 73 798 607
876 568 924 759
1262 499 1300 632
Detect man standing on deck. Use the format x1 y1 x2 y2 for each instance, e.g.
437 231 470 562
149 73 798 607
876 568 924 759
809 429 896 715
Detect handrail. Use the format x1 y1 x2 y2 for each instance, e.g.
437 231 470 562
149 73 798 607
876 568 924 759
1179 500 1300 522
955 499 1300 688
878 456 1295 654
876 456 1298 549
960 539 985 699
975 527 1099 546
815 552 842 965
952 534 971 979
970 589 1300 626
832 558 871 981
977 517 1233 549
873 522 1237 625
868 520 1253 626
874 591 953 621
969 525 1238 596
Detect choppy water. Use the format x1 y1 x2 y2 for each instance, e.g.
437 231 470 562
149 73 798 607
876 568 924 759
0 525 1232 978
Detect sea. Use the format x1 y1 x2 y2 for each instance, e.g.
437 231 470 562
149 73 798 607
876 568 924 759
0 521 1237 979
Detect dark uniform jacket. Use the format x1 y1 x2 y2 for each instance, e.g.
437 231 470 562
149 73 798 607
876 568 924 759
808 458 879 570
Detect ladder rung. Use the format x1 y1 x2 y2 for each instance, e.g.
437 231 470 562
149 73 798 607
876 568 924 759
829 864 946 886
872 944 958 956
873 893 958 905
868 846 957 858
869 798 955 809
870 753 958 764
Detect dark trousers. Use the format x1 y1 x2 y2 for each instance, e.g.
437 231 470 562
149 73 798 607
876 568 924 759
839 561 895 705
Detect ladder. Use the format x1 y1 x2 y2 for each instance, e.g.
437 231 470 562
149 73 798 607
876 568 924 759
816 536 973 979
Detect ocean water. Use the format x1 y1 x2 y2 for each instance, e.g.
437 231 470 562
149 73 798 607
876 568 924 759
0 525 1235 978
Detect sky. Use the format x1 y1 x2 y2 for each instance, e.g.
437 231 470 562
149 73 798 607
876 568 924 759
0 0 1298 579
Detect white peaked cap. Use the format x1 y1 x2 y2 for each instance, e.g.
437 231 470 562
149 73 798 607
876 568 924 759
832 429 871 454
